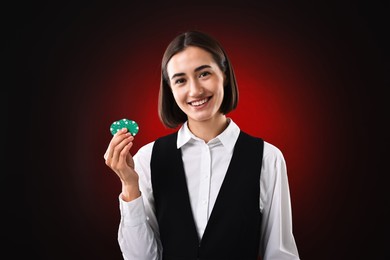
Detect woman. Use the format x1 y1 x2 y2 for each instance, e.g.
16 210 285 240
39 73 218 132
104 30 300 260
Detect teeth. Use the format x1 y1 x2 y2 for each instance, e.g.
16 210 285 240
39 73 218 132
190 98 208 106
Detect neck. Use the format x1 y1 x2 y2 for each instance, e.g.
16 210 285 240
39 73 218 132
187 115 228 143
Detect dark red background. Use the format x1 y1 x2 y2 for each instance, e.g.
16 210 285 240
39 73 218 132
6 1 388 259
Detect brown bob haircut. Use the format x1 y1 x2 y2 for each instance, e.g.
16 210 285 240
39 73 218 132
158 30 239 128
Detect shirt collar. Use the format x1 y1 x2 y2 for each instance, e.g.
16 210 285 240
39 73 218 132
177 123 193 148
176 118 240 153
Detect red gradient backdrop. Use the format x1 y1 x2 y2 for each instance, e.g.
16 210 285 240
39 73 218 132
7 1 387 260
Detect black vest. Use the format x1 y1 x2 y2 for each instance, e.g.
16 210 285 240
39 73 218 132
151 131 264 260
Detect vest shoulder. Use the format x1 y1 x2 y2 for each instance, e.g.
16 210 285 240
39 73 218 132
239 131 264 142
155 132 178 142
153 132 178 150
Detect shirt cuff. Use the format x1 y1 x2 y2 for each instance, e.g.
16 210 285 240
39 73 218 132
119 195 147 227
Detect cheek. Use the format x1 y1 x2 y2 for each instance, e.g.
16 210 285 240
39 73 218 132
217 84 225 99
172 89 184 103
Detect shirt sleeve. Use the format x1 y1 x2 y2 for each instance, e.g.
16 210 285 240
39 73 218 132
117 141 162 260
259 142 300 260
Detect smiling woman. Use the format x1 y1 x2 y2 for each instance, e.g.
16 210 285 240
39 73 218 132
166 46 227 141
104 30 300 260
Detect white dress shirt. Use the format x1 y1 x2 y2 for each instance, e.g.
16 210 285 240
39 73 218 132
118 119 300 260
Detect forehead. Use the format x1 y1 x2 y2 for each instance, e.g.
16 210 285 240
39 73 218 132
167 46 215 75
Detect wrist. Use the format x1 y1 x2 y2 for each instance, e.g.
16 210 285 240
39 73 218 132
121 183 141 202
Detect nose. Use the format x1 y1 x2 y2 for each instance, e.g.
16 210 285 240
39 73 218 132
188 78 203 97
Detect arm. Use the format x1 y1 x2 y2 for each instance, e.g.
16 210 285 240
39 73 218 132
259 142 300 260
118 196 161 260
104 129 161 259
118 141 162 260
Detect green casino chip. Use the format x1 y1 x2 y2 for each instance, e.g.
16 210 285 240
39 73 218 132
110 118 139 136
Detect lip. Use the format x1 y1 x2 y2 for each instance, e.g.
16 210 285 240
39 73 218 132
188 97 211 107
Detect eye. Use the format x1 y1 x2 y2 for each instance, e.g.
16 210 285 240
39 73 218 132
174 78 186 85
199 71 211 78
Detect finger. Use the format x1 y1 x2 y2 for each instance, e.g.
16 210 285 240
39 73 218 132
105 136 130 169
110 138 133 173
105 129 133 162
118 141 134 168
111 134 134 165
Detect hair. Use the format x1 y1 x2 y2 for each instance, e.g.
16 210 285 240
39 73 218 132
158 30 239 128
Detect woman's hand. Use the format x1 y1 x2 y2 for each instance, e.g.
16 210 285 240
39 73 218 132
104 128 140 201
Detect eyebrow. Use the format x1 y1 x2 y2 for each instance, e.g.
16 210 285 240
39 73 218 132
170 65 212 80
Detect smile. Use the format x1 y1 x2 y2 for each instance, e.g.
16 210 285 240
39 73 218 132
188 97 211 107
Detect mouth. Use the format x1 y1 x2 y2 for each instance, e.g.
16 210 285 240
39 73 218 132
188 97 211 107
